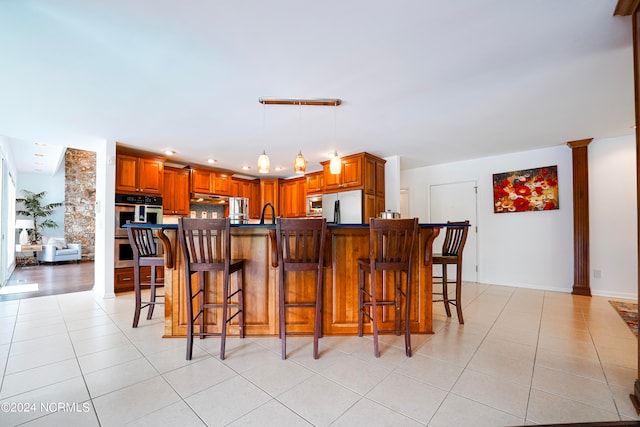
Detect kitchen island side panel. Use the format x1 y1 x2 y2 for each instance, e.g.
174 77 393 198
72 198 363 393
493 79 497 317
163 224 439 337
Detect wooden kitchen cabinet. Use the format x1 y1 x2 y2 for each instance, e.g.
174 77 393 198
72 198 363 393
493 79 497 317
114 266 164 293
259 178 279 221
115 153 164 195
321 152 381 193
231 177 261 219
279 176 307 218
306 171 324 194
321 152 386 223
163 167 190 215
190 166 230 196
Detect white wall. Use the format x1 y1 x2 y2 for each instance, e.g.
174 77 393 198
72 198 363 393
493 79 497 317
589 135 637 299
17 170 66 239
401 136 638 299
402 145 574 292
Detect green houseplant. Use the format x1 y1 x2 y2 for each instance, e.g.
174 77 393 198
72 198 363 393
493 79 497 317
16 190 63 244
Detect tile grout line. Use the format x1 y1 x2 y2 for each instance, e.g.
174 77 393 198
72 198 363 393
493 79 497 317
0 300 20 400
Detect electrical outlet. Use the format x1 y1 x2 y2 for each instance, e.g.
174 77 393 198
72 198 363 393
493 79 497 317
593 269 602 279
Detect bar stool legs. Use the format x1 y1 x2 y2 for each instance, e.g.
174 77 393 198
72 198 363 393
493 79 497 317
357 218 418 358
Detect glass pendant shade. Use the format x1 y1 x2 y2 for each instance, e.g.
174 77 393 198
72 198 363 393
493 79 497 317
257 150 270 174
329 151 341 175
294 151 306 174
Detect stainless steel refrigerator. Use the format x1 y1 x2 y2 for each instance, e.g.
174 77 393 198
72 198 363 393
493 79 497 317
321 190 362 224
228 197 249 224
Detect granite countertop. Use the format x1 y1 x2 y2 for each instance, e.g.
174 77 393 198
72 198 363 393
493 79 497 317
123 222 457 229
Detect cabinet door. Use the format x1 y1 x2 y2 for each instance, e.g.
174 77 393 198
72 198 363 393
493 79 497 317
306 172 324 194
260 179 279 220
323 163 342 191
138 158 164 194
341 156 362 188
250 181 260 219
364 194 376 224
115 154 139 193
230 179 241 197
191 169 213 193
163 169 176 214
364 157 376 195
173 169 191 215
214 172 230 195
375 161 385 198
296 179 307 217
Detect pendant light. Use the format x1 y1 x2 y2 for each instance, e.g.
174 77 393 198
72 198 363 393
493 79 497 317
329 104 341 174
258 150 270 174
294 102 306 174
257 102 270 173
330 151 341 175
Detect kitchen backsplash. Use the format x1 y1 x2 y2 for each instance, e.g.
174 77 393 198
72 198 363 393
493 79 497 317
189 203 225 219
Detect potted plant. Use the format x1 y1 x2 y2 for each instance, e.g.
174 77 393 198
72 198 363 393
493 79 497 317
16 190 63 244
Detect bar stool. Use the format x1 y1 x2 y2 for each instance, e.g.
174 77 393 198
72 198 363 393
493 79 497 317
177 218 245 360
358 217 419 357
432 220 470 324
276 217 327 359
127 225 164 328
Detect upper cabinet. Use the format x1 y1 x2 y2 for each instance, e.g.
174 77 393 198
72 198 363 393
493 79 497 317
321 152 386 223
321 152 385 195
190 166 230 196
231 177 261 219
163 167 190 215
115 153 164 195
306 171 324 195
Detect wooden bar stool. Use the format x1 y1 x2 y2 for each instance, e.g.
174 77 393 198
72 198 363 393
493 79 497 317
358 218 419 357
432 220 470 324
127 225 164 328
177 218 245 360
276 217 327 359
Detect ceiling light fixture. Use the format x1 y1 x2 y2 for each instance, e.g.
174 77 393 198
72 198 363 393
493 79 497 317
330 151 342 175
165 150 176 156
294 103 306 174
329 104 342 175
258 150 270 174
259 98 341 106
207 158 217 164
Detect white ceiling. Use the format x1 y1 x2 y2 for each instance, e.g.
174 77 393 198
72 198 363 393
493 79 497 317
0 0 634 177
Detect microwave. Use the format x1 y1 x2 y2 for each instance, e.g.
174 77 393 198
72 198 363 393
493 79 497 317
306 195 322 217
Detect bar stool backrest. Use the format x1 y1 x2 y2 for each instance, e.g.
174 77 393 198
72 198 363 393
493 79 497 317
276 218 327 267
441 220 470 257
368 218 419 270
178 218 232 271
127 226 160 258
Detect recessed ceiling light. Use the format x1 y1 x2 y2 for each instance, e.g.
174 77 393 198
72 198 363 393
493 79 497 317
207 159 217 164
242 165 250 170
34 153 44 157
165 150 176 156
274 166 283 171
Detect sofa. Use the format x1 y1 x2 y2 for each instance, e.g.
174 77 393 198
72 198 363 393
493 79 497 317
37 237 82 264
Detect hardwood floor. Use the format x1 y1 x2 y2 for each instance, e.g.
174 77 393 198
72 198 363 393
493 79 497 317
0 261 94 301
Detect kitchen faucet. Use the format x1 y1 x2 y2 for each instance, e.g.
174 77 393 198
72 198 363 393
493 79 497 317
259 202 275 225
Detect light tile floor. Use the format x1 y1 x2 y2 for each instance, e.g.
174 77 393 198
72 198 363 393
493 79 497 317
0 283 638 426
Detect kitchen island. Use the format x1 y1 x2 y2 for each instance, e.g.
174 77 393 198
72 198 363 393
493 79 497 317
130 223 442 338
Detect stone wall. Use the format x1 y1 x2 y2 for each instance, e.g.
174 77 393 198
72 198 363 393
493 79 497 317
64 148 96 261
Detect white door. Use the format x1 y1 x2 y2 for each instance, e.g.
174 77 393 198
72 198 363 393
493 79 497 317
429 181 478 282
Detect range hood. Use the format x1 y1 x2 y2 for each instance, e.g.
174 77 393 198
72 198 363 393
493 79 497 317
190 193 229 205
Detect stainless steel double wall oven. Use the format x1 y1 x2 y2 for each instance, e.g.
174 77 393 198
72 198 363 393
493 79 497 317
114 194 163 268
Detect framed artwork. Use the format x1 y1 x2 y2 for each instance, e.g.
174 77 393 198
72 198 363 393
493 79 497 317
493 165 559 213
